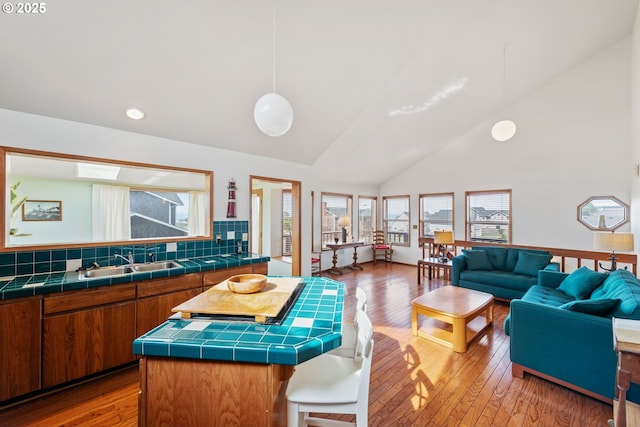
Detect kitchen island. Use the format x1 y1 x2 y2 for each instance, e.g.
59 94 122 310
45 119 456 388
133 275 344 427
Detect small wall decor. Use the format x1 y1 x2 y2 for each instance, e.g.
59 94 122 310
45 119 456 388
226 178 237 218
22 200 62 221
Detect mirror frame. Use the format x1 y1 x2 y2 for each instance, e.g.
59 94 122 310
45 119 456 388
1 146 213 252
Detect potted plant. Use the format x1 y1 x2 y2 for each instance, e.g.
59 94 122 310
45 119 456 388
9 181 27 236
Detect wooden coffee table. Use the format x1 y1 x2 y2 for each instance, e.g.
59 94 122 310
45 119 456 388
411 286 494 353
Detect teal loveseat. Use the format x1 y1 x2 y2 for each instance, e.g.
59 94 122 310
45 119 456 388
451 246 558 300
505 268 640 403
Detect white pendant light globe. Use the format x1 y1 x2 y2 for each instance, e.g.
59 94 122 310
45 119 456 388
491 119 516 142
254 92 294 137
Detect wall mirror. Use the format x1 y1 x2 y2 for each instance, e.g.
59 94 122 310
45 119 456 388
577 195 629 231
1 146 213 251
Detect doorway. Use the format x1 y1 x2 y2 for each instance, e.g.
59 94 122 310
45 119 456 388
250 176 301 276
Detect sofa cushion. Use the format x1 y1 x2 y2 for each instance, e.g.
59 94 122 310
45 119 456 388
520 284 574 306
591 269 640 317
559 298 620 316
512 251 553 277
557 266 608 300
478 247 507 271
462 250 493 271
460 270 537 293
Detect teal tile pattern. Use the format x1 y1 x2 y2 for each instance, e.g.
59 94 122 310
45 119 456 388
132 276 344 365
0 253 269 300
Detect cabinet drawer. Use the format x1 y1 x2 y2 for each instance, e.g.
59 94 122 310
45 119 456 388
44 283 136 315
137 273 202 298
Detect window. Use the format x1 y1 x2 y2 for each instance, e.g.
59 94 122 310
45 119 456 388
321 193 353 246
466 190 511 243
419 193 453 237
383 195 410 246
282 189 292 255
358 196 377 242
577 195 629 231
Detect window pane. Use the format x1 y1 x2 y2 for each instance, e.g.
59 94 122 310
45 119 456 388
282 190 292 256
466 191 511 243
420 194 453 237
358 197 377 242
321 193 353 246
383 196 410 246
130 190 189 239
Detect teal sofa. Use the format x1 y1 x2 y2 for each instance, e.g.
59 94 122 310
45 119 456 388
505 268 640 403
451 246 558 300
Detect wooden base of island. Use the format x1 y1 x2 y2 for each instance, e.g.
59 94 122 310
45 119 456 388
138 356 294 427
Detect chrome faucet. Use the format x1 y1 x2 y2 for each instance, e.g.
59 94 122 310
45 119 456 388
114 252 134 265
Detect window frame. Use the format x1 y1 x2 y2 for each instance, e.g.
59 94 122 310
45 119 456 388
382 195 410 247
419 192 454 238
465 189 512 244
320 192 353 247
357 195 377 243
282 189 292 256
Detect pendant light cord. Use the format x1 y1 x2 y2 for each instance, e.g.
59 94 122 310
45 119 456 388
272 0 276 93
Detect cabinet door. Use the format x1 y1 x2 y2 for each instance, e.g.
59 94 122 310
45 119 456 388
0 297 41 401
137 289 201 336
42 300 136 388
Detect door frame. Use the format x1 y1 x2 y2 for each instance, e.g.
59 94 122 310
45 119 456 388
250 176 301 276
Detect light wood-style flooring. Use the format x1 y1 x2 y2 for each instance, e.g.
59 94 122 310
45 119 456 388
0 262 613 426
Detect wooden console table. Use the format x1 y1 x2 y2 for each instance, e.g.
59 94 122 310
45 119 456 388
613 318 640 427
326 242 365 274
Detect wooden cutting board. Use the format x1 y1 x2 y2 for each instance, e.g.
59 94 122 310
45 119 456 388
171 277 302 323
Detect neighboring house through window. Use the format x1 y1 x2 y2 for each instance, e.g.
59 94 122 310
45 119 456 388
321 193 353 246
358 196 377 242
383 195 410 246
419 192 454 237
465 189 511 243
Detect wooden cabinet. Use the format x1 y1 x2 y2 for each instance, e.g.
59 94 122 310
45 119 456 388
0 297 42 401
42 284 137 389
203 262 268 290
137 273 202 336
139 357 292 427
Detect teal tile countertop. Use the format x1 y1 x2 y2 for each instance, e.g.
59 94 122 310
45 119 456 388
0 253 269 300
133 276 344 365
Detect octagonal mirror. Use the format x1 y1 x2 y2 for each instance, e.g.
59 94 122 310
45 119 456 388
577 196 629 231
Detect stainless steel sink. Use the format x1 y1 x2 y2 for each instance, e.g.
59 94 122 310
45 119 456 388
131 261 182 272
79 265 133 279
78 261 182 279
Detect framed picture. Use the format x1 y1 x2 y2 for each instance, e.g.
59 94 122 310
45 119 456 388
22 200 62 221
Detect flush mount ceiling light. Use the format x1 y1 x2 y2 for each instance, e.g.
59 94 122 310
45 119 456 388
125 107 145 120
76 162 121 180
491 45 516 142
253 0 293 137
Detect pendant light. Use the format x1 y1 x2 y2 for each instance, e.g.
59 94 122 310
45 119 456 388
491 45 516 142
254 0 294 137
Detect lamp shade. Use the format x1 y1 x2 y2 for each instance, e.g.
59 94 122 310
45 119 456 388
491 120 516 142
594 232 634 252
254 93 294 137
338 215 351 227
434 230 454 245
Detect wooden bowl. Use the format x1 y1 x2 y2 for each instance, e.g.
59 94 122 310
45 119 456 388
227 274 267 294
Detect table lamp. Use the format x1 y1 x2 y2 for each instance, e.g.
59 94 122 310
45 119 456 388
594 231 634 271
434 230 454 262
338 215 351 243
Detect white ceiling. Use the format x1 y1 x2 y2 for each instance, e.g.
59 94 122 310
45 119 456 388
0 0 637 185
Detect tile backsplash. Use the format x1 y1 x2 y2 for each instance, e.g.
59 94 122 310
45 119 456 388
0 220 249 277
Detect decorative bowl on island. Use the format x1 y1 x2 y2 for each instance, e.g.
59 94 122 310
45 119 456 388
227 274 267 294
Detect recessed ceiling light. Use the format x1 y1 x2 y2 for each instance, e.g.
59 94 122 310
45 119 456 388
126 108 145 120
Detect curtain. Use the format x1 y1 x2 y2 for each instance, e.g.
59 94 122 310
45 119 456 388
92 184 131 241
188 191 206 236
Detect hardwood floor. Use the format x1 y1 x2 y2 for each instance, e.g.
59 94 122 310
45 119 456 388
0 262 613 426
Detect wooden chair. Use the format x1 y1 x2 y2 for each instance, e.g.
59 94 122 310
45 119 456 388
286 310 374 427
311 252 322 276
372 230 392 263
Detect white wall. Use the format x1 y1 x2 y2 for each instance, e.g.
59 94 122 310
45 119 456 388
381 37 633 265
0 109 378 274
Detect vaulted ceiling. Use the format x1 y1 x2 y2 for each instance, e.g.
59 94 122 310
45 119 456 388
0 0 637 185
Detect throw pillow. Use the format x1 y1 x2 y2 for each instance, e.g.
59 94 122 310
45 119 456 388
557 266 608 300
462 250 493 271
512 251 552 277
559 298 620 316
